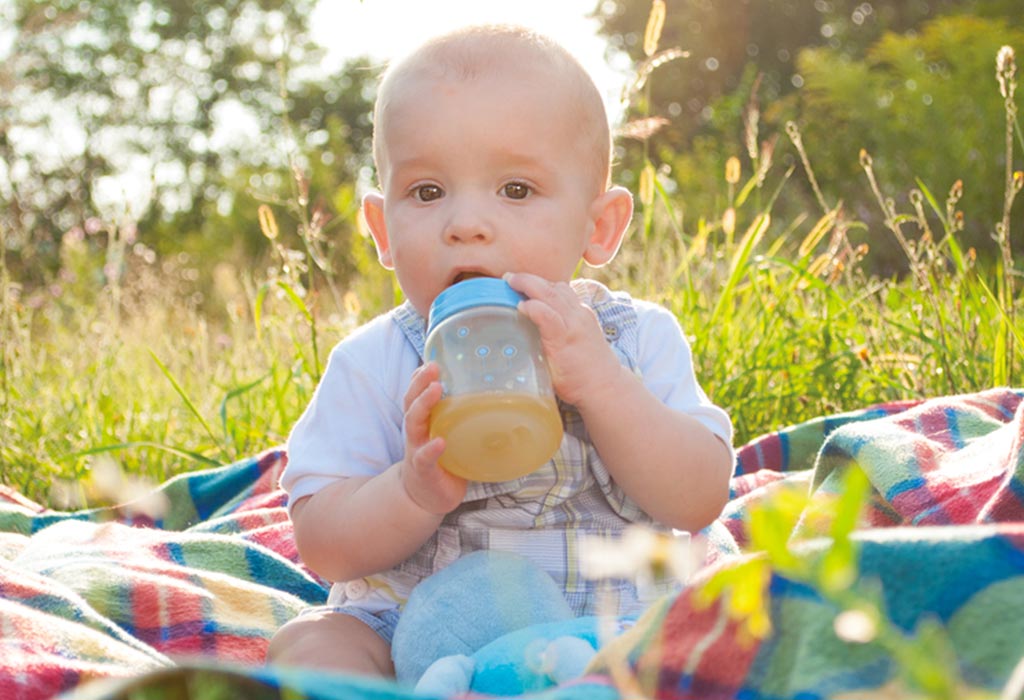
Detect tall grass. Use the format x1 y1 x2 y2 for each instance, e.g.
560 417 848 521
0 28 1021 509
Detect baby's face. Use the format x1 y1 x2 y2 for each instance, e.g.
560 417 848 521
370 65 606 317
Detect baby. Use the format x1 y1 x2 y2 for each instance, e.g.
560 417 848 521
267 23 734 677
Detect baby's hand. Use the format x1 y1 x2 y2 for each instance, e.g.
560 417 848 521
400 362 467 514
504 272 622 408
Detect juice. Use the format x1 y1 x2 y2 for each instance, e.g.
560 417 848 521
430 392 563 482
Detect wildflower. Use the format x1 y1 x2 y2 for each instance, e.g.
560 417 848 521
1014 170 1024 193
949 179 963 203
722 208 736 237
725 156 741 185
639 163 656 208
258 204 279 240
755 138 775 186
343 291 362 318
785 121 804 150
643 0 666 58
859 148 872 168
807 253 831 278
580 525 701 586
743 78 762 161
293 164 310 207
798 208 837 258
834 608 878 644
615 116 670 141
996 45 1016 99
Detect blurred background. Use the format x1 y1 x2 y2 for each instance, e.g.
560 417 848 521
1 0 1022 503
3 0 1020 295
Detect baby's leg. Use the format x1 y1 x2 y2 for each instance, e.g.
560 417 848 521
267 610 394 677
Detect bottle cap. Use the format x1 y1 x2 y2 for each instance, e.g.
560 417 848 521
427 277 524 333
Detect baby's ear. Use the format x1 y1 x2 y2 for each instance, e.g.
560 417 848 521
582 186 633 267
362 191 395 269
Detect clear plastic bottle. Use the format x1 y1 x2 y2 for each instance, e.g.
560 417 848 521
425 278 563 482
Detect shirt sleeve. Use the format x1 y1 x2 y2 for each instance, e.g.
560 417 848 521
280 320 411 512
634 301 736 470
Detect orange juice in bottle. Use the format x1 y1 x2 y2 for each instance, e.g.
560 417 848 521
425 278 563 482
430 392 562 481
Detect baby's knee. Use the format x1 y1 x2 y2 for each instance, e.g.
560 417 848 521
266 611 394 676
266 615 315 665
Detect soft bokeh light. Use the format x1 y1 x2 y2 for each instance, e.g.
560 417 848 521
309 0 632 121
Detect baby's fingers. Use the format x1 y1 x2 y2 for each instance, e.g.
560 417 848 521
505 272 577 310
409 436 446 474
517 296 568 341
404 363 443 445
404 362 441 412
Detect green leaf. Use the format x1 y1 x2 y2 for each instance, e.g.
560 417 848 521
149 350 219 446
253 282 270 342
61 441 221 467
709 213 771 328
276 280 313 323
219 371 273 447
818 539 857 593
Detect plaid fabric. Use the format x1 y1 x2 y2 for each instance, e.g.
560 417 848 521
0 451 328 700
4 389 1024 699
593 387 1024 699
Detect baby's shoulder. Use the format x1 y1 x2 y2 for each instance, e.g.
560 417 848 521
328 309 418 377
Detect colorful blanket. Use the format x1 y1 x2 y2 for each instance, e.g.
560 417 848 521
2 388 1023 699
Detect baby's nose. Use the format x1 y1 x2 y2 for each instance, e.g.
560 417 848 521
442 203 494 244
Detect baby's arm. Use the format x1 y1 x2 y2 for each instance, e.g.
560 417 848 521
507 273 732 533
290 362 467 583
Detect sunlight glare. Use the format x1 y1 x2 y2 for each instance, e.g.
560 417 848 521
309 0 631 121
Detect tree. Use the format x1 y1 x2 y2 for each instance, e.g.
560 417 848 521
0 0 376 285
793 15 1024 258
595 0 1021 151
594 0 1022 268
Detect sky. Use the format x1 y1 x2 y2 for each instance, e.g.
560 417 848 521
308 0 633 120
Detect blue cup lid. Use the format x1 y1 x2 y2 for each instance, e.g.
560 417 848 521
427 277 525 332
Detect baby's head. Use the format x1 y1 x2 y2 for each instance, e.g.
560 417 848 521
362 24 633 316
372 24 612 196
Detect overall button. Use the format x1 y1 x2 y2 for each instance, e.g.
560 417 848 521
603 324 619 339
344 578 369 600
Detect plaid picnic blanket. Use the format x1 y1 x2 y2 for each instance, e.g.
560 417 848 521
2 387 1023 699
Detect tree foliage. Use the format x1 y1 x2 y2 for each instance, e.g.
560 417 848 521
794 15 1024 256
594 0 1023 267
595 0 1019 145
0 0 376 286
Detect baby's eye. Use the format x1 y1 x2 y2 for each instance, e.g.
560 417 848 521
502 182 531 200
414 184 444 202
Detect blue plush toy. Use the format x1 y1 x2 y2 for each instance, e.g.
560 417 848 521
391 550 632 696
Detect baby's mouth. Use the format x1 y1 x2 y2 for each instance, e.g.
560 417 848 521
450 271 493 285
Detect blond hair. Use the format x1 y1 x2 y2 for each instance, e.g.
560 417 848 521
370 24 612 193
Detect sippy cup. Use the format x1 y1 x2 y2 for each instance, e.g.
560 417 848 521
425 277 564 482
